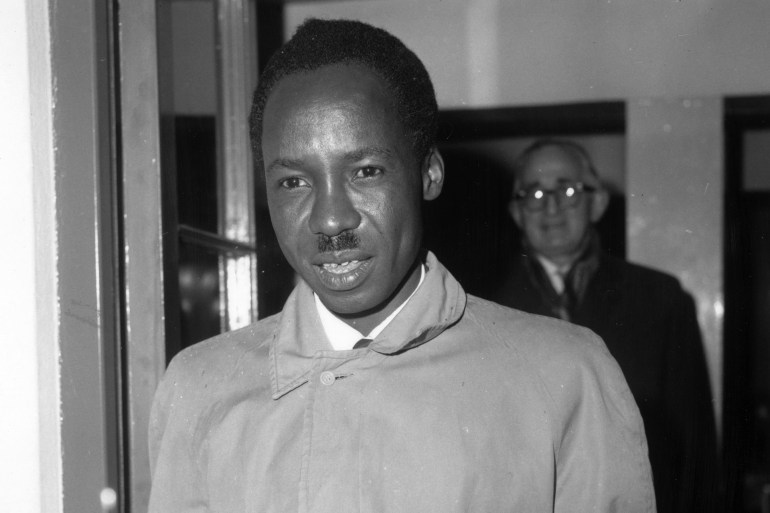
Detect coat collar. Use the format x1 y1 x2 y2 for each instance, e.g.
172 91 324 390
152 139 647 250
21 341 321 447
269 251 467 399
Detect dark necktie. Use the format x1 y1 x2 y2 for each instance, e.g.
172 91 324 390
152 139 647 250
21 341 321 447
353 338 372 349
557 270 574 322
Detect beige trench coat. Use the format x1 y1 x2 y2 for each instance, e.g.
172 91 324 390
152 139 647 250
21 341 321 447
149 252 656 513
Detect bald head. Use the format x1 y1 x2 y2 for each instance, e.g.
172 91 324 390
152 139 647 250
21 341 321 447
512 140 601 192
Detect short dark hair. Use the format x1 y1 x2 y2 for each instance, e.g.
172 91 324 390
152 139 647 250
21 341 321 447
512 139 600 193
249 18 438 167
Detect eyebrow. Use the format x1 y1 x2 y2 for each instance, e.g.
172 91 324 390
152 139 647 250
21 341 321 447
266 158 304 175
343 146 394 161
265 146 395 174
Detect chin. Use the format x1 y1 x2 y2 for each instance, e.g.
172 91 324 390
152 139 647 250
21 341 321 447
317 288 379 316
544 245 580 261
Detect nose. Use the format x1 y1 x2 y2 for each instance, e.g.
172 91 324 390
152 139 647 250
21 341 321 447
543 192 561 215
308 181 362 236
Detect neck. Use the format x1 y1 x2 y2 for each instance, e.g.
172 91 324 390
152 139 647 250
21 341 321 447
541 253 578 270
335 257 422 336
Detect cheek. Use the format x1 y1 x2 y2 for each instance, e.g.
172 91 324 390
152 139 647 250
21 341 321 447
527 225 547 243
367 183 417 221
387 192 422 232
521 215 544 236
567 206 592 233
268 201 303 254
269 217 293 260
268 191 309 230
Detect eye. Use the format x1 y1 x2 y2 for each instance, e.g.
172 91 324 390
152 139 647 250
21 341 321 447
532 189 545 200
353 166 383 180
279 176 309 190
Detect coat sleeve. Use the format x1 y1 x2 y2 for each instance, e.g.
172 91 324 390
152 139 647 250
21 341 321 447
543 330 657 513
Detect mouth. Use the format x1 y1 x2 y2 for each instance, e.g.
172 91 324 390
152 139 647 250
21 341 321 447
313 257 373 291
541 218 567 231
321 260 364 274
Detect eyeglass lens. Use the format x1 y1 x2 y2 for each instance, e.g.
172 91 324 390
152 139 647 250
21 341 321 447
520 183 586 211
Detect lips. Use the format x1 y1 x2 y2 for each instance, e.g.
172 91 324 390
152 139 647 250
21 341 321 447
540 218 568 232
321 260 363 274
314 257 373 291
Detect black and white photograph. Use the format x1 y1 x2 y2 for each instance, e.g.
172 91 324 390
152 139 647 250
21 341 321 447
3 1 769 512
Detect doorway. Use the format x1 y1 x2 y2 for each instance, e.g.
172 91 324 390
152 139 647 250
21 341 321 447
724 96 770 513
429 103 626 299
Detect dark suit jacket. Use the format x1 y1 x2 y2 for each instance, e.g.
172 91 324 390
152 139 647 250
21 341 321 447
493 252 719 513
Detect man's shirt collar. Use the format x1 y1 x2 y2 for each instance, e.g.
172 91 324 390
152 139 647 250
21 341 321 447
268 252 466 399
535 256 569 294
314 265 426 351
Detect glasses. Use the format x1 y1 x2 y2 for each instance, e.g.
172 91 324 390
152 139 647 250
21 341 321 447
513 182 596 212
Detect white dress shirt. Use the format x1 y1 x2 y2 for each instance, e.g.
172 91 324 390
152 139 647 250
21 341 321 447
535 256 570 295
315 265 426 350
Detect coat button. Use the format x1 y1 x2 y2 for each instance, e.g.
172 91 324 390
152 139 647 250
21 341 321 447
320 371 335 386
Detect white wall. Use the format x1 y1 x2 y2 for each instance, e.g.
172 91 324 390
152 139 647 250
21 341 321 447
287 0 770 108
627 98 724 428
0 2 55 512
3 1 116 511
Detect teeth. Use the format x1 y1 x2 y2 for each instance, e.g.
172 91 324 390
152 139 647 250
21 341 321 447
322 260 360 274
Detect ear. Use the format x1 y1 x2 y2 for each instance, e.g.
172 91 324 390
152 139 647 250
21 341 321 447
590 187 610 222
508 198 523 228
422 148 445 201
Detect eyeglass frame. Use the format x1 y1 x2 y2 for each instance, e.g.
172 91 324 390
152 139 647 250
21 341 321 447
512 181 597 212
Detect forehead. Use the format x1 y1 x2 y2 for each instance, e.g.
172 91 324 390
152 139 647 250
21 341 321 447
271 62 390 103
518 146 587 186
262 63 401 151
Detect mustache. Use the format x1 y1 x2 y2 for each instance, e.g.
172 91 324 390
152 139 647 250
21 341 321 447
317 231 360 253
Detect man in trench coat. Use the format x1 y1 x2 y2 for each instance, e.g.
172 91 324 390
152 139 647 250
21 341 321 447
148 18 656 513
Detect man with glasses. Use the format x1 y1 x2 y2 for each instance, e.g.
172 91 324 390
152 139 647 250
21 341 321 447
493 139 718 513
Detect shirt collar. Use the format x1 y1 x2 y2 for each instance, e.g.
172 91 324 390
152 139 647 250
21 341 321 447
314 264 426 350
268 252 466 399
535 256 569 294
